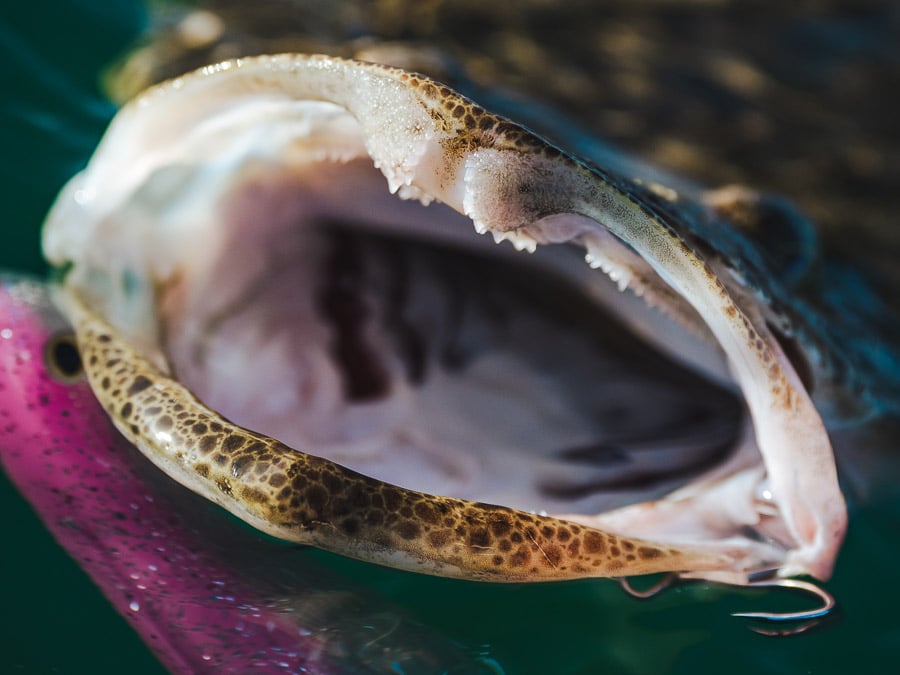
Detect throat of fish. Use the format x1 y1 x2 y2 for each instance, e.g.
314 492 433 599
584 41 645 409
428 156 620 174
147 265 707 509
44 54 846 584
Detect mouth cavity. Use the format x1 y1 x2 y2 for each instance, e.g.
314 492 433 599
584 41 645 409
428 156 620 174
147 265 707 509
43 54 845 585
167 201 743 515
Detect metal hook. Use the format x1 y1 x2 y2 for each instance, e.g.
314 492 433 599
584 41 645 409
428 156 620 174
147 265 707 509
732 578 836 636
618 572 678 599
619 571 836 636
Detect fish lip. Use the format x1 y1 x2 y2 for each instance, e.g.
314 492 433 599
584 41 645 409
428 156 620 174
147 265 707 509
42 53 846 583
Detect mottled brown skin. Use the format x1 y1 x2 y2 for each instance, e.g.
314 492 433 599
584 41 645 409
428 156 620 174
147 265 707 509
64 290 727 582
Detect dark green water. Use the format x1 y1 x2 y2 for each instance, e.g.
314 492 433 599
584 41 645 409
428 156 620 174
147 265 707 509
2 3 899 673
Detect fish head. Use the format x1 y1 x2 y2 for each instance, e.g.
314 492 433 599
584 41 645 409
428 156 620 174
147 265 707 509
42 55 847 587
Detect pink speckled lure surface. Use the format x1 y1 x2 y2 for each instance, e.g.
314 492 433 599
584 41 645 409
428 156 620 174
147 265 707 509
0 274 491 674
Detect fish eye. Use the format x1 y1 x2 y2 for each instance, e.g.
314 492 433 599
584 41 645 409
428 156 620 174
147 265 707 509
44 332 84 382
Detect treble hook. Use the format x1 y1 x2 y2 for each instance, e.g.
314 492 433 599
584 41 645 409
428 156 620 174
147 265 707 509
732 577 836 636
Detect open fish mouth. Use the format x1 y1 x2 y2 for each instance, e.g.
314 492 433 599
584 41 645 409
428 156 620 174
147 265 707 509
43 54 845 586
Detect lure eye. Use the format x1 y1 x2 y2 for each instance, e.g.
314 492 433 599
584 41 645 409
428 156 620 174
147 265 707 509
44 332 84 382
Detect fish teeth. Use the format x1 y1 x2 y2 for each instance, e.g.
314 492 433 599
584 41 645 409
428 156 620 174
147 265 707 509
397 184 433 205
509 233 537 253
582 234 635 291
487 229 538 253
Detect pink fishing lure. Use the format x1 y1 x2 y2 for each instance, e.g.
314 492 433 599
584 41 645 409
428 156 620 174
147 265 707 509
0 275 480 673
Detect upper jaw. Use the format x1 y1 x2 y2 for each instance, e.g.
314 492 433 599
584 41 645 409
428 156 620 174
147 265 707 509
43 54 846 583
